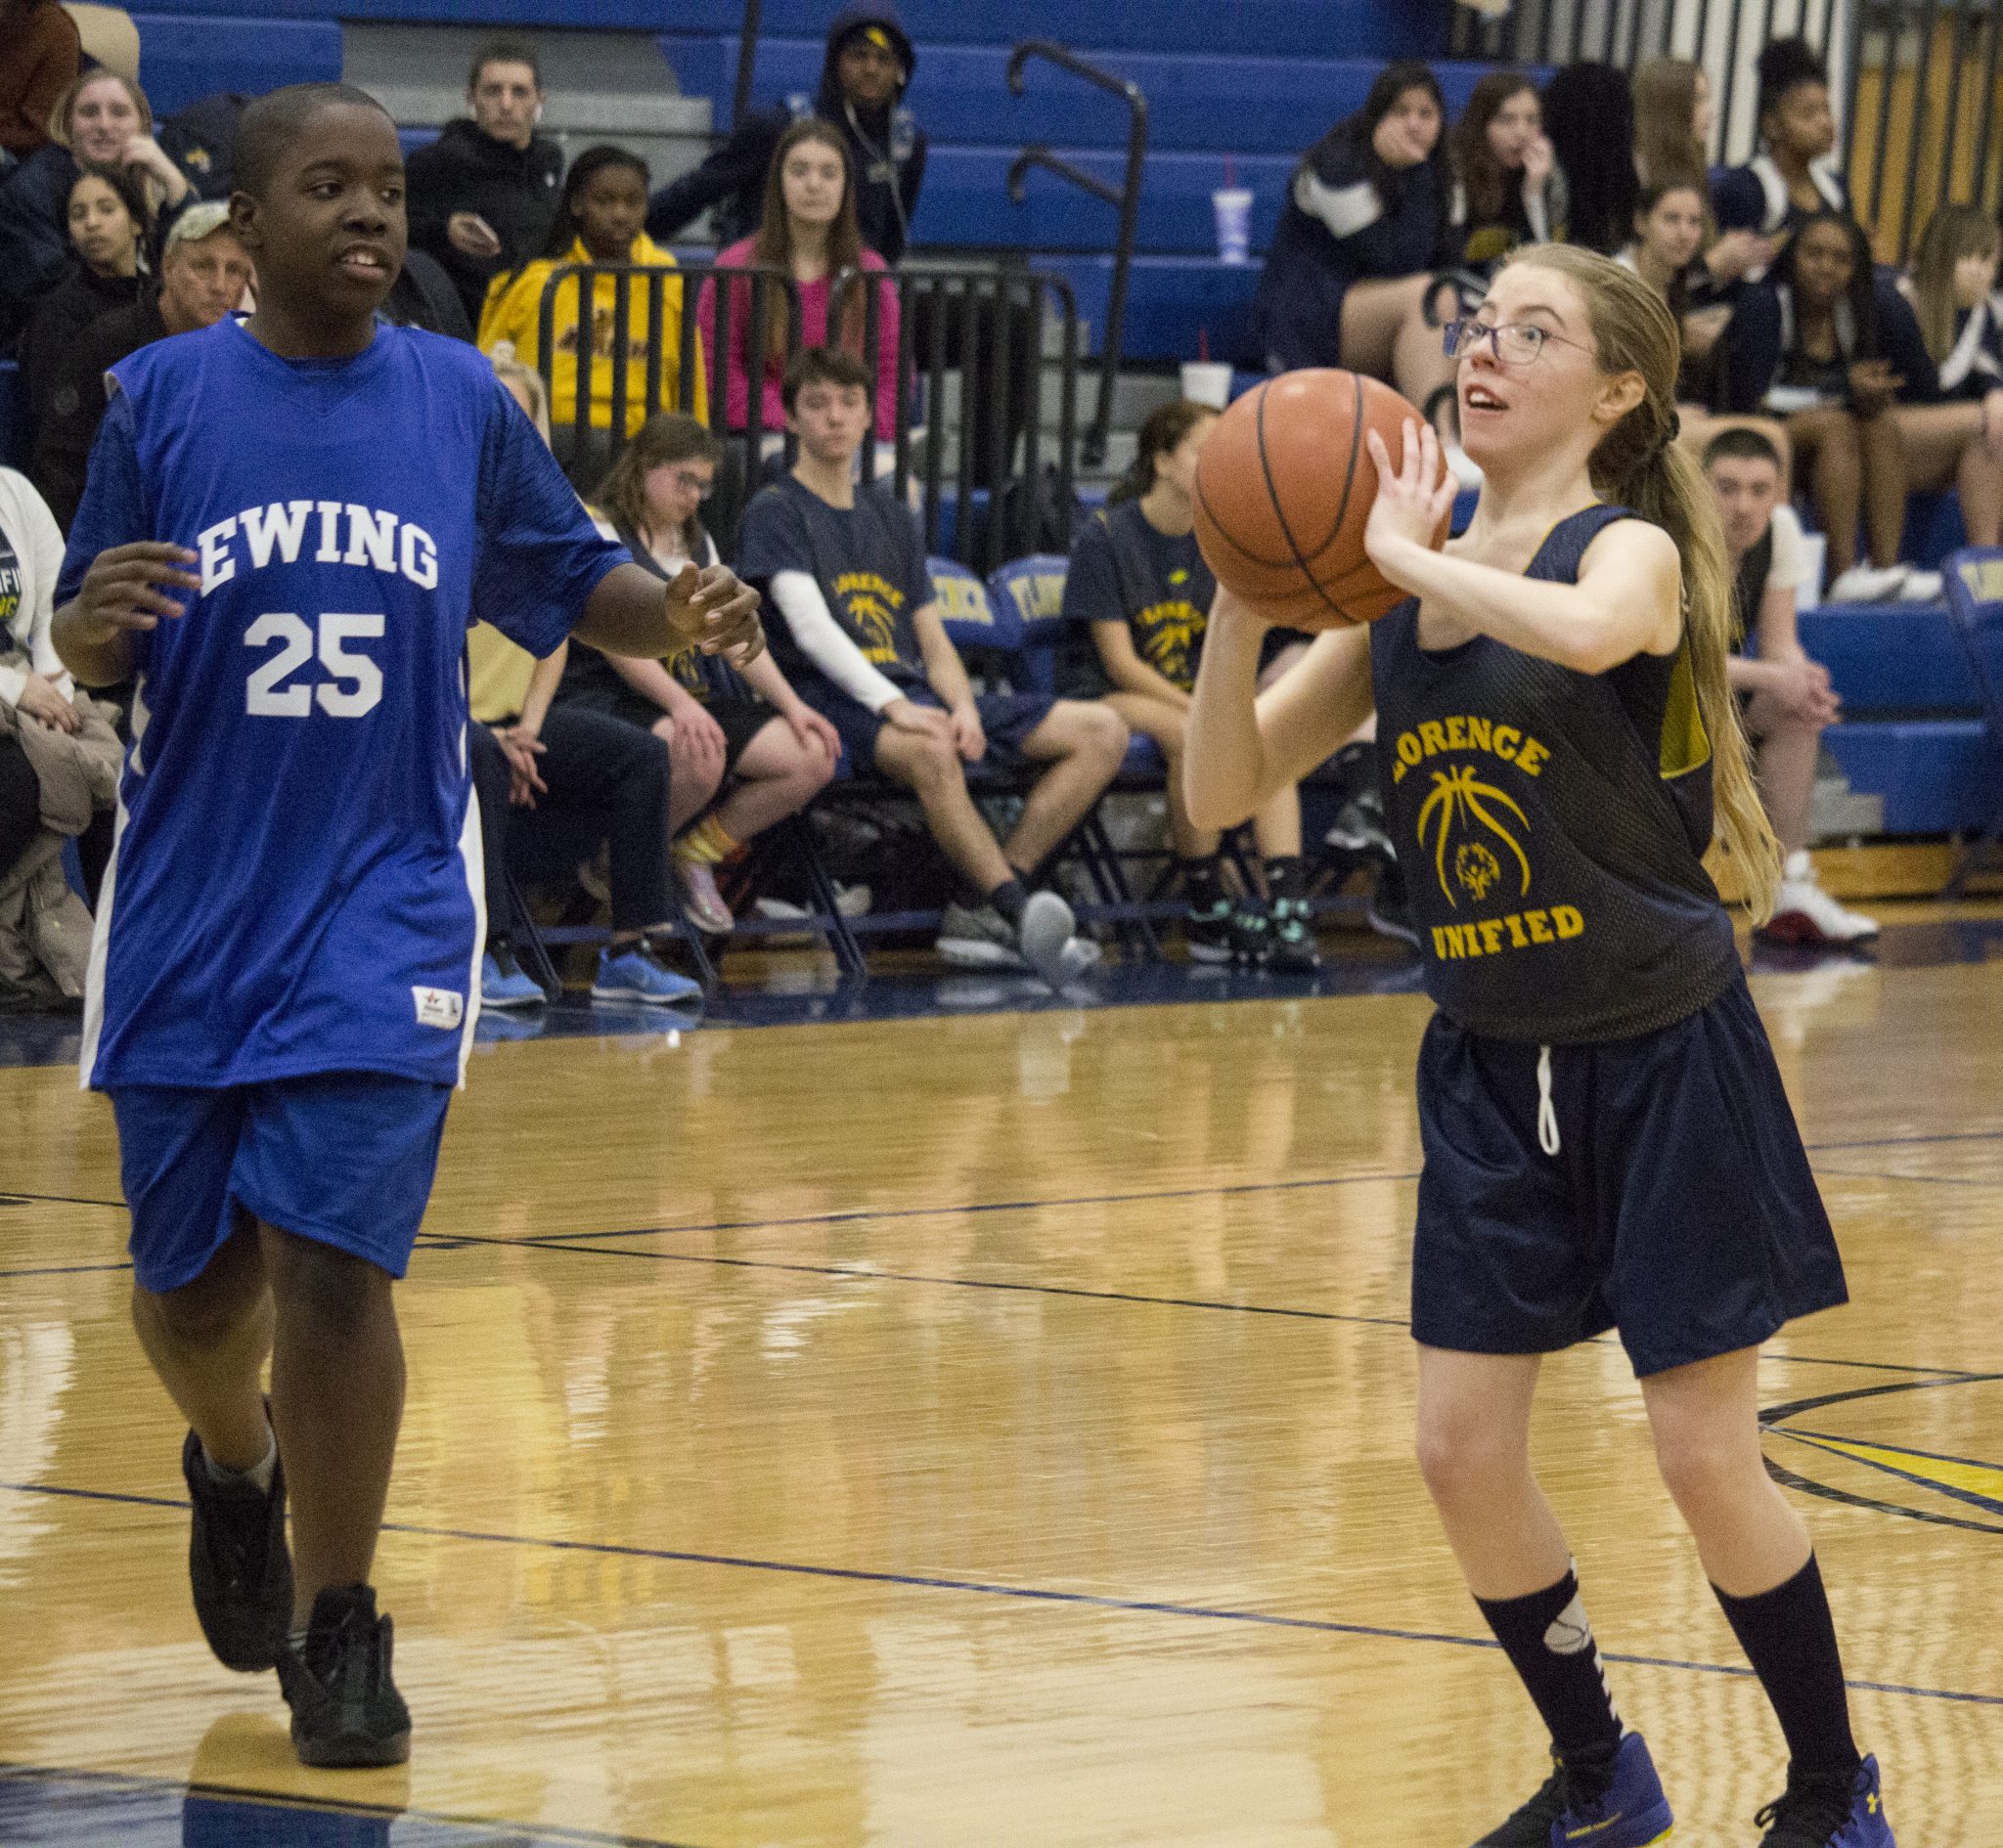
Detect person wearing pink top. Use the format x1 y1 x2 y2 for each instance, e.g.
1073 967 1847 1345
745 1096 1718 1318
696 117 901 448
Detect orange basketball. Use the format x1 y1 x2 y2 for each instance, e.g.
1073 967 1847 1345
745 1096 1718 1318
1193 369 1447 630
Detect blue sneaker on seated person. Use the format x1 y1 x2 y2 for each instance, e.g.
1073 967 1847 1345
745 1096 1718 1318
480 946 545 1009
591 940 702 1006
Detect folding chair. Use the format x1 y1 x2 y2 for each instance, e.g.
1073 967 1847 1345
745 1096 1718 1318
985 554 1163 961
1941 548 2003 897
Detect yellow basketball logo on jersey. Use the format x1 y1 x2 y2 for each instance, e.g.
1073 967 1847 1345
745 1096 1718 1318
834 571 908 665
1415 764 1532 908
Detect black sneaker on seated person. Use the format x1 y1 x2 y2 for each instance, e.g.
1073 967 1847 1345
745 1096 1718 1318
1267 895 1323 974
181 1425 291 1672
279 1583 412 1768
1183 896 1238 964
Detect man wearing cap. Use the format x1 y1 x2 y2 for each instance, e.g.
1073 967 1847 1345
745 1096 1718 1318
647 3 926 265
31 201 254 530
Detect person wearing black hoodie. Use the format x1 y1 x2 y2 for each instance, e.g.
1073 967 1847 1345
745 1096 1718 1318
646 4 925 265
404 39 565 329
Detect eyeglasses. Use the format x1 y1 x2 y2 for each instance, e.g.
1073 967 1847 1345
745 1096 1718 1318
1443 319 1593 366
661 468 714 501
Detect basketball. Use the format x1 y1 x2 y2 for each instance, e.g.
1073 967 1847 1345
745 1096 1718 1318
1192 369 1448 630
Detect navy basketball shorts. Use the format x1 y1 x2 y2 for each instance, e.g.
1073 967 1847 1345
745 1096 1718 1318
111 1074 454 1294
796 678 1056 774
1410 976 1848 1377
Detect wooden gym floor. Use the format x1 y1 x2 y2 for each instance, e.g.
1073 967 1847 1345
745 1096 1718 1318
0 922 1999 1846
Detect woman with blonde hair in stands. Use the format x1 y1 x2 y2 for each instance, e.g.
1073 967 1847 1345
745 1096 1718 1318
561 413 842 935
0 66 202 345
1632 56 1778 292
478 145 707 460
697 117 902 465
1188 244 1892 1848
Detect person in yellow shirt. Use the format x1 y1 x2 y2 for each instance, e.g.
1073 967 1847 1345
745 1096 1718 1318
478 145 708 451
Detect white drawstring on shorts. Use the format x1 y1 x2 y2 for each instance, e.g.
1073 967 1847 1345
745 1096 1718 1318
1536 1044 1561 1157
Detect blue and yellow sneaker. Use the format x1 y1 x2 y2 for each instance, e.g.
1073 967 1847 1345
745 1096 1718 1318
1474 1733 1673 1847
1753 1756 1893 1847
591 940 702 1006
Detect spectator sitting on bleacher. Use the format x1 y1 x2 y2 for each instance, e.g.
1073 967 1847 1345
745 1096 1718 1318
18 170 149 460
1618 176 1790 470
1539 62 1638 257
405 39 565 331
1706 428 1879 946
469 354 699 1011
1723 210 1944 603
1057 401 1320 975
1255 64 1459 459
1897 204 2003 548
0 461 118 1006
568 413 841 936
647 4 923 269
32 200 253 531
0 0 80 161
697 119 901 456
1447 72 1563 274
736 346 1125 987
478 146 706 454
0 69 204 350
1713 39 1851 249
1631 57 1777 293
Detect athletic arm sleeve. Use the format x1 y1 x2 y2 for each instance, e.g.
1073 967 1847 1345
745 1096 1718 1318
769 570 904 713
1768 505 1814 593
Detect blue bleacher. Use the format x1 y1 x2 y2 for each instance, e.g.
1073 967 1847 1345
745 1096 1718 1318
122 0 1436 56
1802 604 1997 835
664 40 1536 159
129 13 340 115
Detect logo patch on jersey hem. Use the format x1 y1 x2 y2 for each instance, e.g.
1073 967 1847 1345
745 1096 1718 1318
413 986 465 1030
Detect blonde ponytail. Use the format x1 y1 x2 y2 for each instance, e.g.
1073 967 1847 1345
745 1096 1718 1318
1507 244 1784 921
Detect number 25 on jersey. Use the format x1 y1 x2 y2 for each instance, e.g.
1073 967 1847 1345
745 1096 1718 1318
245 611 384 718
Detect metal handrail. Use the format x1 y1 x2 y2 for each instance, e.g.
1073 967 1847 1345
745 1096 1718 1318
832 262 1085 571
732 0 763 131
531 259 800 533
1005 40 1146 468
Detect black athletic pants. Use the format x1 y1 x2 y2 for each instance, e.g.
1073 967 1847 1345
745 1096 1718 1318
470 707 673 939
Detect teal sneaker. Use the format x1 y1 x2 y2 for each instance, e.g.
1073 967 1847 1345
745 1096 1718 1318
591 941 702 1006
1754 1755 1893 1847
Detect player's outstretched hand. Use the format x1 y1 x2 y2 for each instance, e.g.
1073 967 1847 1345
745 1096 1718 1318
1363 419 1457 586
666 562 766 667
71 544 202 638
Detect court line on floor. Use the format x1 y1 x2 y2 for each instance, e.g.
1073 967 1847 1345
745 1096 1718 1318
1813 1167 2000 1191
0 1761 698 1848
416 1230 1992 1381
4 1479 1995 1712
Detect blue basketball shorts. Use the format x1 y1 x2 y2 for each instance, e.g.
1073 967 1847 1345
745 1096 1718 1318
1409 975 1849 1377
110 1074 454 1294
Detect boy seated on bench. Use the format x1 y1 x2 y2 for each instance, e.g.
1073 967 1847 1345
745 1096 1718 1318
734 347 1128 986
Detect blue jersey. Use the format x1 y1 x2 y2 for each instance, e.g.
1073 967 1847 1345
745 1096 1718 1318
61 318 626 1090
